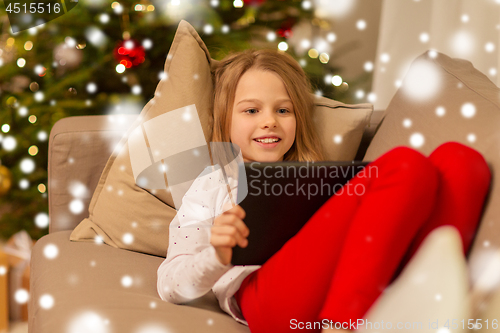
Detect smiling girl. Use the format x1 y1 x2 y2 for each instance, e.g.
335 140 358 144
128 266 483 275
157 49 491 333
229 68 297 163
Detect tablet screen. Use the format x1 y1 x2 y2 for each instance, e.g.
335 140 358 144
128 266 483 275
231 161 371 266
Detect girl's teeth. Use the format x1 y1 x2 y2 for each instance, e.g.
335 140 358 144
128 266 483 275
256 138 279 143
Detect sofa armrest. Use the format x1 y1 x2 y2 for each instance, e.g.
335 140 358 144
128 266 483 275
48 115 138 234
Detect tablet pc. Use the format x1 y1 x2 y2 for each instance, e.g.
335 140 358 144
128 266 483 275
231 161 372 266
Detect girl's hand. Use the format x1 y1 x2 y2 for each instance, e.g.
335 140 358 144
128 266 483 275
210 203 250 266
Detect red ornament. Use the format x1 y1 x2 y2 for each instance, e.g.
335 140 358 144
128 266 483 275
243 0 266 6
277 27 292 38
113 39 146 69
277 18 296 38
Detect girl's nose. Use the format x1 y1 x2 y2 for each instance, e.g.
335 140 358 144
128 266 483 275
261 110 278 128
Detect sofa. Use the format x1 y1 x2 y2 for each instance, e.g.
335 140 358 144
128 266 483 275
29 20 500 333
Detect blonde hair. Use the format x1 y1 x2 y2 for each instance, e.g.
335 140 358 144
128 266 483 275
208 48 325 163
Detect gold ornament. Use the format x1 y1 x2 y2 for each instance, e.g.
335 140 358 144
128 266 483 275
0 165 12 197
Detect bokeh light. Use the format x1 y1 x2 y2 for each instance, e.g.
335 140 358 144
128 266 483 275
14 289 29 304
38 184 46 193
331 75 342 86
401 60 441 101
116 64 125 73
24 41 33 50
28 145 38 156
356 20 366 30
20 158 35 174
461 103 476 118
39 294 55 309
43 243 58 258
278 42 288 51
410 132 425 148
2 136 17 151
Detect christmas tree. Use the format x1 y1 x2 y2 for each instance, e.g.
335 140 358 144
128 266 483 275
0 0 367 241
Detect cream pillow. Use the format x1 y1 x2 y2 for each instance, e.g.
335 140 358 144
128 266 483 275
361 226 470 333
70 20 214 257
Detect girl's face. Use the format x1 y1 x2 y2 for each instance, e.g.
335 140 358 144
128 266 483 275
230 69 296 163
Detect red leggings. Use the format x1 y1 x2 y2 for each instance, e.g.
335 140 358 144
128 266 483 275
234 142 491 332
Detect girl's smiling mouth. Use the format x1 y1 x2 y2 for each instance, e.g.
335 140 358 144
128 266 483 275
253 137 281 148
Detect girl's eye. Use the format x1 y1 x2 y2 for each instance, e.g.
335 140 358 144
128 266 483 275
244 108 291 114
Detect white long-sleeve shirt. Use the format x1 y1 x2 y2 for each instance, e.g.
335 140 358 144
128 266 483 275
157 164 261 325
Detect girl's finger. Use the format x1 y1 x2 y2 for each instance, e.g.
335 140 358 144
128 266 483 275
223 203 246 220
214 214 249 239
211 224 248 248
210 234 237 248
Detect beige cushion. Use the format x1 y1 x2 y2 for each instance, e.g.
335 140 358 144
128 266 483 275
363 50 499 315
313 95 372 161
70 19 213 257
362 226 470 332
70 19 373 258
